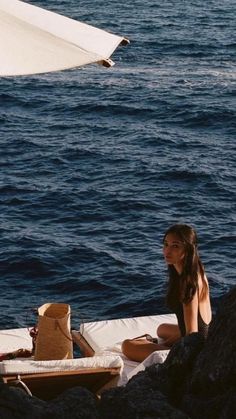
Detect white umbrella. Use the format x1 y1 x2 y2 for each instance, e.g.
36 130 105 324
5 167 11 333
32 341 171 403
0 0 129 76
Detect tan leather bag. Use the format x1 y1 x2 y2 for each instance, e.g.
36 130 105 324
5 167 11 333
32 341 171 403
34 303 73 361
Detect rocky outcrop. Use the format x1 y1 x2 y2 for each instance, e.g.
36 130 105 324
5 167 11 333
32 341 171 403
100 385 189 419
0 384 99 419
99 333 203 418
0 383 44 419
182 287 236 419
0 287 235 418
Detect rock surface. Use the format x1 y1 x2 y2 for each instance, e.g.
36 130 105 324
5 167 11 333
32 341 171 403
0 385 44 419
100 385 189 419
182 287 236 419
0 385 99 419
99 333 203 418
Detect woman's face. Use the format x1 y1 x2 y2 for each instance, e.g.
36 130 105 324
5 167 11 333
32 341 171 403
163 233 186 272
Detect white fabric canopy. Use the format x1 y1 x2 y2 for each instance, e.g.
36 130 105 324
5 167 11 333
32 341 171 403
0 0 128 76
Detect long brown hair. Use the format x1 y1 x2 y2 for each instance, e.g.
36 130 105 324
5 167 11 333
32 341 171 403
164 224 206 309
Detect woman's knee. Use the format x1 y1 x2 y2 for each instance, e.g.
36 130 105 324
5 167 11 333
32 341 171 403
121 338 158 362
157 323 181 341
121 339 137 361
157 323 168 338
121 339 130 354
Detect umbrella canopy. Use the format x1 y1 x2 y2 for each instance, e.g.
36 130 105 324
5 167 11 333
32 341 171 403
0 0 129 76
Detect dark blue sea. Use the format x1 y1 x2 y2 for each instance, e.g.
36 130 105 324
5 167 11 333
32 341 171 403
0 0 235 331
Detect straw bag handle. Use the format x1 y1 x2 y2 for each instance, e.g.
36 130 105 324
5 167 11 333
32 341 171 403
130 334 150 340
130 334 158 344
55 319 73 342
27 306 86 344
27 308 73 354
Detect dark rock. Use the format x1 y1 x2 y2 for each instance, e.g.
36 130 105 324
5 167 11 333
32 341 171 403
0 376 5 388
0 384 99 419
99 325 203 418
147 332 204 405
0 385 45 419
100 384 189 419
114 331 204 411
183 388 236 419
43 386 99 419
187 287 236 396
182 287 236 419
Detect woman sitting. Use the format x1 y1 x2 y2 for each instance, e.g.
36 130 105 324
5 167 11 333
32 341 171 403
122 224 212 362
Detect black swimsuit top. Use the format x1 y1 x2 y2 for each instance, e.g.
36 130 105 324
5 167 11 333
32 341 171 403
175 303 209 339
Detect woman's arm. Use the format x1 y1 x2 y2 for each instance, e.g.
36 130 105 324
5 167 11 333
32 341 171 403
183 290 199 335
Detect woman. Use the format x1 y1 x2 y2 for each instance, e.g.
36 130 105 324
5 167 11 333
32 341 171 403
122 224 212 362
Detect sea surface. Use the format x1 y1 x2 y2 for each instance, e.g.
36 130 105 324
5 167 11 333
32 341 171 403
0 0 235 331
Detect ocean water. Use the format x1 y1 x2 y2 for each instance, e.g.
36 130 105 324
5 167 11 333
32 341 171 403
0 0 235 331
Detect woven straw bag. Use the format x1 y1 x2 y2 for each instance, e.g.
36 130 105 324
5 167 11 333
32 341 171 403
34 303 73 361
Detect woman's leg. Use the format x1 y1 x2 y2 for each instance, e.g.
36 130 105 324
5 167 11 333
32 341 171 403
121 339 167 362
157 323 181 345
122 323 181 362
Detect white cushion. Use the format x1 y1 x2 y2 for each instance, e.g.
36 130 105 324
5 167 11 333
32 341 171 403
77 313 177 385
0 314 177 385
0 328 32 353
0 355 123 375
80 313 177 354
